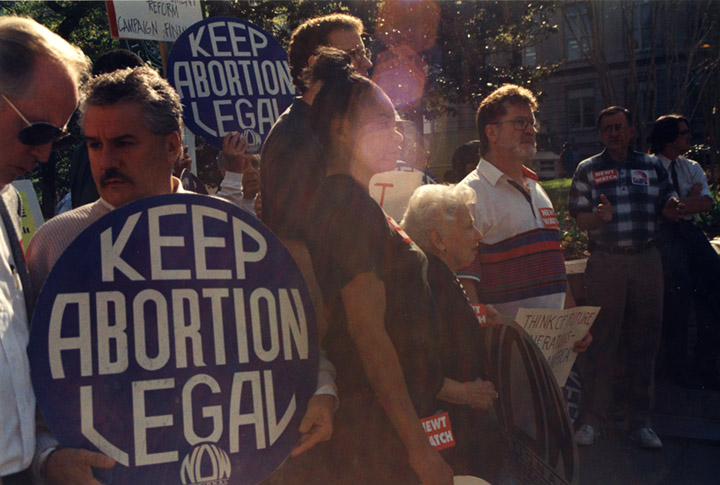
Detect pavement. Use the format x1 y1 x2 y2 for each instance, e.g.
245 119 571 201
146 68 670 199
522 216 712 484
576 379 720 484
565 252 720 484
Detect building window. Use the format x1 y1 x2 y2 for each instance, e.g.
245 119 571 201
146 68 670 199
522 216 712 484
632 1 653 52
568 88 595 131
565 4 590 61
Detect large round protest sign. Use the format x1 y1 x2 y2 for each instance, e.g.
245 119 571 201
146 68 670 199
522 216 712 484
167 18 296 152
484 317 579 485
29 194 318 484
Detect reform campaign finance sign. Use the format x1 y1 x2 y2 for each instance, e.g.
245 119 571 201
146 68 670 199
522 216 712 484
106 0 203 42
29 194 318 484
167 17 296 152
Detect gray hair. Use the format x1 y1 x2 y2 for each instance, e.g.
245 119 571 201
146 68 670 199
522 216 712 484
80 66 183 137
401 184 476 253
0 16 90 97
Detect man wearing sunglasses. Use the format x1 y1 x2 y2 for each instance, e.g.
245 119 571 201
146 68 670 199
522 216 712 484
0 16 119 485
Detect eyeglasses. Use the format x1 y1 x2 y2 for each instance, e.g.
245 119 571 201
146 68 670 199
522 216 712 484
345 45 372 62
599 123 629 134
1 93 74 150
490 116 538 131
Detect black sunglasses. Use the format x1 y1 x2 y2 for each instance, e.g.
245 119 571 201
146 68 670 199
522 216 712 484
2 93 76 150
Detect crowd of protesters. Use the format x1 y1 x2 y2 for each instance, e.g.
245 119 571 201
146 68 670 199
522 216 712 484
1 10 719 485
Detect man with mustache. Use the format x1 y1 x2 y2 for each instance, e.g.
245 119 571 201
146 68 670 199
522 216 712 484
26 66 337 468
0 16 116 485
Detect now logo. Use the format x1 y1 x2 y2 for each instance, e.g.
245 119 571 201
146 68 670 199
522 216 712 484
180 443 231 485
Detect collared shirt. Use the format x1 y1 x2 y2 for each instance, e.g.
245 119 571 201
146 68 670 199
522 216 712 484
656 153 712 222
0 187 35 476
569 148 676 247
458 159 567 318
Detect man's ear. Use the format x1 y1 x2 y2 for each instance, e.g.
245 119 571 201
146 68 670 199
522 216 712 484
166 131 182 167
485 123 497 144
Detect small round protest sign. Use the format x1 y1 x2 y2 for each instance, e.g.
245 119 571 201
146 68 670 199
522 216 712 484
29 194 318 484
167 17 296 152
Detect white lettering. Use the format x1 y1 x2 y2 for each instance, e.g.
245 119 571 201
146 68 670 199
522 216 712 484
229 371 265 451
264 370 296 445
203 288 229 365
133 378 177 466
279 289 308 360
208 21 231 56
192 205 231 279
81 386 129 465
250 288 279 362
232 215 267 279
172 289 205 368
182 374 222 445
100 213 144 282
133 289 171 371
96 291 128 375
49 293 92 379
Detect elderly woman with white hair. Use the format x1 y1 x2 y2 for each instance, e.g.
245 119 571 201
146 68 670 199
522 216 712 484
401 183 501 476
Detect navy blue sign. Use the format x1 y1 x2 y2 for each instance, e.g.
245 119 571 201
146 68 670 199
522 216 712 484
167 18 296 152
29 194 318 484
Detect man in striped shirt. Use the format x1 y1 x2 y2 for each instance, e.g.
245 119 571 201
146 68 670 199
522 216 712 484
458 85 578 320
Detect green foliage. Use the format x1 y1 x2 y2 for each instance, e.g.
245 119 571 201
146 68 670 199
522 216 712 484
205 0 380 49
0 1 119 60
388 0 559 119
696 184 720 239
539 177 571 213
539 178 587 259
556 209 588 260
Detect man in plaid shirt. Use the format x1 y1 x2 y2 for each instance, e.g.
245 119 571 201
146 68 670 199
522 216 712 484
569 106 684 449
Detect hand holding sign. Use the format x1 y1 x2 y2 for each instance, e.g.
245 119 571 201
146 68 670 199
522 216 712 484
222 132 251 173
289 394 335 457
571 330 593 353
464 379 498 410
45 448 115 485
486 304 501 328
596 194 612 223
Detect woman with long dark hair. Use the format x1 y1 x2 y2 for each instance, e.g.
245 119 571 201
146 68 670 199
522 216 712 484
305 49 453 484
